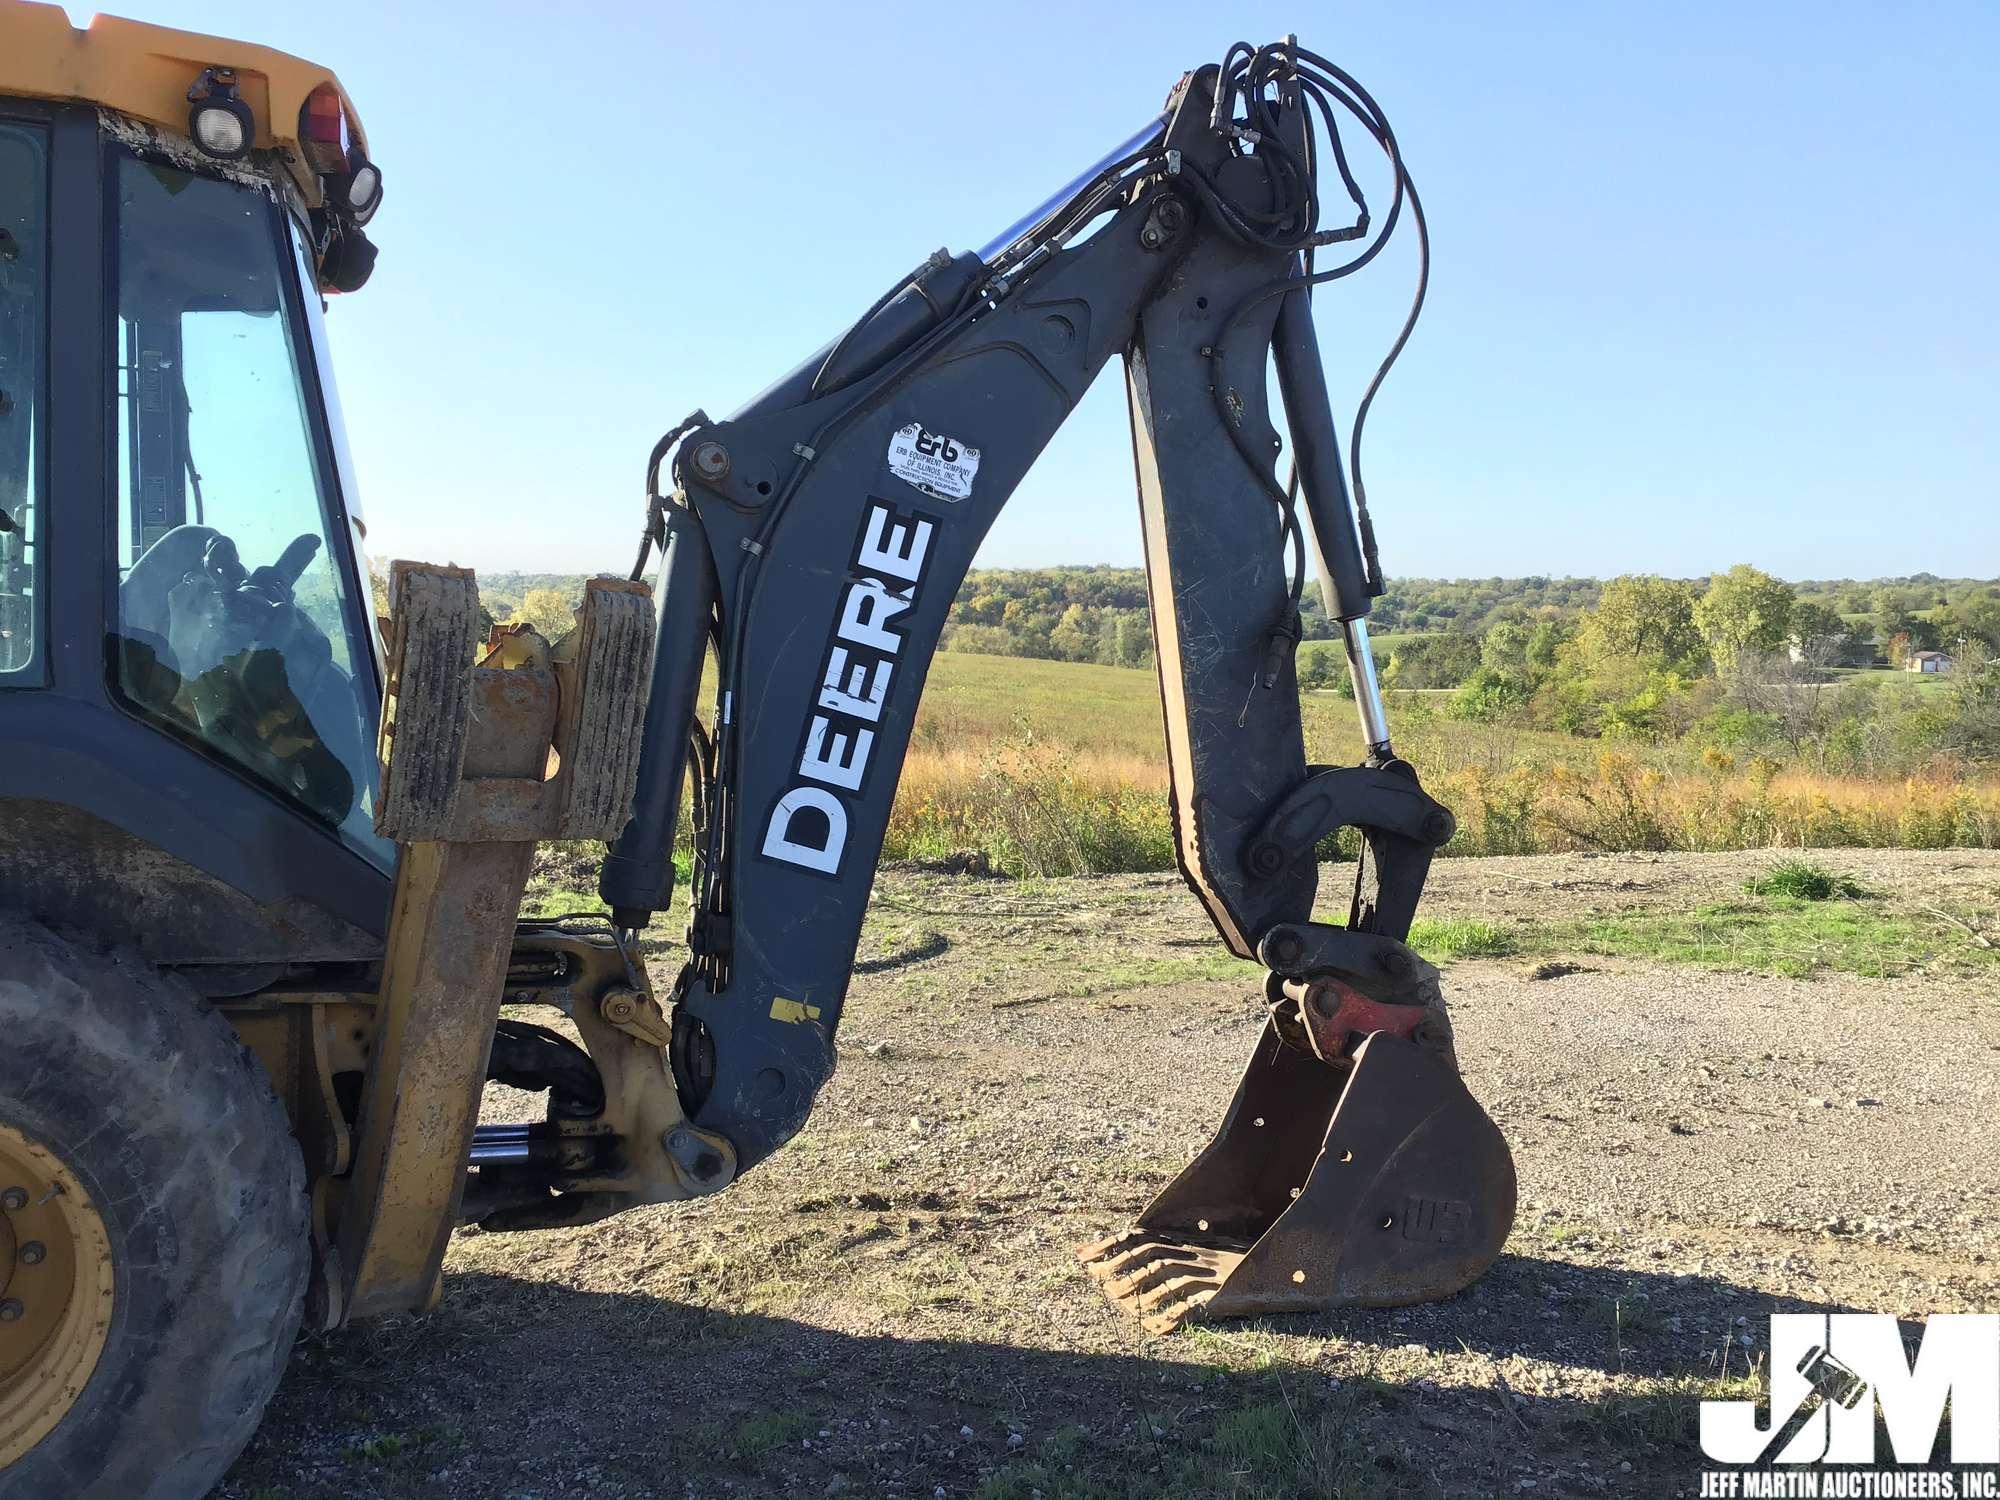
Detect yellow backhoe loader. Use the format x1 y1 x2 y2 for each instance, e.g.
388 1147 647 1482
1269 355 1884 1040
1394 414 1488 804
0 7 1514 1495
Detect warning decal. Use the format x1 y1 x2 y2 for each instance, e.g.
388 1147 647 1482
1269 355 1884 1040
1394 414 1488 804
886 422 981 501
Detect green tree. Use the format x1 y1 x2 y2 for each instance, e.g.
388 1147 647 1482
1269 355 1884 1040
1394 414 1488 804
1934 597 2000 655
1479 620 1532 678
1111 613 1153 669
1876 605 1940 654
1941 646 2000 757
944 623 1016 656
1298 649 1339 691
1382 633 1481 689
1582 575 1705 671
1786 599 1848 668
1695 565 1794 675
1525 618 1576 673
1049 602 1099 663
509 585 578 641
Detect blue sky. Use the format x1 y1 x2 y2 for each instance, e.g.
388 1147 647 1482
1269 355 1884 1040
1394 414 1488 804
92 1 1999 579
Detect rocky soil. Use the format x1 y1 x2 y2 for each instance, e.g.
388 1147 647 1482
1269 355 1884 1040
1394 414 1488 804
220 849 2000 1499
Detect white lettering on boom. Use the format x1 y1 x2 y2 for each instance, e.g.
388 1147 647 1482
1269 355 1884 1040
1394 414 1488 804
762 498 936 877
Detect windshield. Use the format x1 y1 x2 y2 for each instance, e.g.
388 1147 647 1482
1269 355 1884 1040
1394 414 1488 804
108 150 389 866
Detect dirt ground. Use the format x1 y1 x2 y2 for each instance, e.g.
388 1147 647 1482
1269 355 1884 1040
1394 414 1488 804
219 850 2000 1499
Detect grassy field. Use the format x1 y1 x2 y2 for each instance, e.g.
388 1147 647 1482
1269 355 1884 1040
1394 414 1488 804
918 653 1167 759
524 650 2000 906
1402 857 1998 980
1824 665 1953 691
886 653 2000 875
922 648 1460 762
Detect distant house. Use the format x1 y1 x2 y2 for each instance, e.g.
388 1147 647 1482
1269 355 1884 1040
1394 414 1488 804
1789 626 1875 668
1906 649 1954 674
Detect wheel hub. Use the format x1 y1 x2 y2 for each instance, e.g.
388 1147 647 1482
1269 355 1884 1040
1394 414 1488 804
0 1122 115 1468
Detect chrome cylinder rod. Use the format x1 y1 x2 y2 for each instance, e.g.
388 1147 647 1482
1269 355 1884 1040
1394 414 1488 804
469 1122 544 1166
468 1139 533 1166
1343 617 1393 759
978 115 1168 266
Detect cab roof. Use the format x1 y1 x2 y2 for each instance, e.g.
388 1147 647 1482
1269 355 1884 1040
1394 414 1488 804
0 0 369 210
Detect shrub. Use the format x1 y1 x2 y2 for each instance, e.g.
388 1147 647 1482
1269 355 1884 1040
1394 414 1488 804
1447 667 1527 722
1745 859 1864 902
1691 707 1783 754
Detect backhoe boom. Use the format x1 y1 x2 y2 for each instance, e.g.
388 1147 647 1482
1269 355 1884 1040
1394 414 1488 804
580 42 1515 1326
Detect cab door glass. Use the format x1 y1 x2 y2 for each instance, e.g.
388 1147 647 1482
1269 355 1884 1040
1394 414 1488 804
0 121 48 681
109 152 386 861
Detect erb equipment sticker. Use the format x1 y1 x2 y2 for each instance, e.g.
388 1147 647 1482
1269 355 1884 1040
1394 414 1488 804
886 422 980 501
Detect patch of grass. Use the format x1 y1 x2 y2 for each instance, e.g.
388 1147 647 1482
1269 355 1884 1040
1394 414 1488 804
1587 1286 1663 1370
1039 1425 1088 1465
1746 859 1866 901
971 1428 1115 1500
1184 1398 1399 1500
522 839 693 918
1175 1326 1318 1379
730 1409 816 1456
341 1434 407 1465
950 1372 1434 1500
1210 1402 1303 1473
1405 916 1516 960
1566 1368 1763 1448
972 1393 1404 1500
1545 897 1984 978
1067 949 1250 994
878 1247 983 1313
914 659 2000 865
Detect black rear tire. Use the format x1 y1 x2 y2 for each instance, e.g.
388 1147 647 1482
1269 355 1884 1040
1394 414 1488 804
0 917 309 1500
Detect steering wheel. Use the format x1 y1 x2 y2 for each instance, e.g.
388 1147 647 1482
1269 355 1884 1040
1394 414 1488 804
162 531 327 683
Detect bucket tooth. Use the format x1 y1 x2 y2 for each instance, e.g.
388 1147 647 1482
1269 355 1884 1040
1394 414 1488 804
1084 1022 1514 1329
1136 1276 1222 1334
1104 1248 1211 1302
1079 1231 1164 1282
1079 1234 1241 1332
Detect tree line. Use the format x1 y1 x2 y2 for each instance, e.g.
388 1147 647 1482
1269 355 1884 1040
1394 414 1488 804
1352 568 2000 768
429 564 2000 765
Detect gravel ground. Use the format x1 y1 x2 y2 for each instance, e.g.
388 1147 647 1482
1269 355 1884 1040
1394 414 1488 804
219 849 2000 1499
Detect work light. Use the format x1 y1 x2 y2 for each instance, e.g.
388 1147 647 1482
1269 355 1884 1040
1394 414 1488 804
342 161 383 225
186 69 255 161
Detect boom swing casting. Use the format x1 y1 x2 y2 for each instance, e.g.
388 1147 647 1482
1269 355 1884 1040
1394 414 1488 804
563 38 1516 1328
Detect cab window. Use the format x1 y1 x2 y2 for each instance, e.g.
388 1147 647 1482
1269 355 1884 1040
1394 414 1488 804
0 121 48 682
109 151 386 862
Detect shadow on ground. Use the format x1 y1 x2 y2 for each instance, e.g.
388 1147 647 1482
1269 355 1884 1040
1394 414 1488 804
220 1251 1868 1500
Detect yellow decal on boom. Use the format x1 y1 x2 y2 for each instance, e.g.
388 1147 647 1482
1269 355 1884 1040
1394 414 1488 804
770 997 822 1024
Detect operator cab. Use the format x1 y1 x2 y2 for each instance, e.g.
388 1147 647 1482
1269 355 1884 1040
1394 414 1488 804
0 5 394 963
